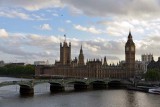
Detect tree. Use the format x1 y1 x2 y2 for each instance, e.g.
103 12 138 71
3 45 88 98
145 69 160 81
0 65 35 77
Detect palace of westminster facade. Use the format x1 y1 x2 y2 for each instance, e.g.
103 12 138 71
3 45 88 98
35 31 138 79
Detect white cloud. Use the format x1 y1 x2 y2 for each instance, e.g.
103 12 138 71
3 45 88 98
84 43 100 52
0 8 49 20
0 0 63 11
66 20 71 23
1 29 160 63
40 24 52 30
58 28 65 32
0 29 8 38
32 14 48 20
74 25 102 34
0 30 127 63
52 13 59 17
0 10 32 20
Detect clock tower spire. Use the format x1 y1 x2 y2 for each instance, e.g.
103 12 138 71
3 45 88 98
125 31 135 78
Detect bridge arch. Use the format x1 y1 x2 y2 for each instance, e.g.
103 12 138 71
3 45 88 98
50 82 64 92
67 81 86 85
90 80 107 89
108 80 122 88
67 81 88 91
19 84 34 96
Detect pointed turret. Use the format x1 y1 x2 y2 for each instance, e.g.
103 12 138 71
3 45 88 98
103 56 108 66
78 45 84 66
126 30 134 46
128 30 132 39
80 45 83 54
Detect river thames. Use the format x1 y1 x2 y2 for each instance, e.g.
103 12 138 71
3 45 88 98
0 77 160 107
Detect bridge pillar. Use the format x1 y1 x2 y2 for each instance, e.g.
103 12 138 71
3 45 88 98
50 83 64 93
74 83 88 91
19 85 34 96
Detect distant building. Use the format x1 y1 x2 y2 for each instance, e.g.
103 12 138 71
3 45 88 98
142 54 153 62
7 62 25 66
141 54 153 73
35 32 137 79
34 61 49 66
0 60 5 67
148 57 160 71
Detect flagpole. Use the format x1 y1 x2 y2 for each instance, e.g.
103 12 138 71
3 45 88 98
64 34 66 42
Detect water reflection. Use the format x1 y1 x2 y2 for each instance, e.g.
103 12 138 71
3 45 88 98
126 91 138 107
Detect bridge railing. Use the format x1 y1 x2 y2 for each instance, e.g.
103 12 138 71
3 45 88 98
0 78 127 88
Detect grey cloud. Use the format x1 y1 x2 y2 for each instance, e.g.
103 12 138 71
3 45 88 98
61 0 129 16
0 44 29 56
83 40 125 54
148 36 160 42
1 0 159 18
1 0 160 19
135 35 160 56
61 0 160 18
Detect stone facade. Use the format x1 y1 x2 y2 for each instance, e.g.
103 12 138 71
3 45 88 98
35 32 136 79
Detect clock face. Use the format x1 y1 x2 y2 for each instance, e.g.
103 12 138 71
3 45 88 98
126 47 129 51
131 46 134 51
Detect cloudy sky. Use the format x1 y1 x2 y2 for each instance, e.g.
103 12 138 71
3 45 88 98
0 0 160 64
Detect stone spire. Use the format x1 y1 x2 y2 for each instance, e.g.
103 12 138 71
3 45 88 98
103 56 108 66
126 30 134 45
80 45 83 54
78 45 84 66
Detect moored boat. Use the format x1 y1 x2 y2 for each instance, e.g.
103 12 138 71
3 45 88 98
148 87 160 94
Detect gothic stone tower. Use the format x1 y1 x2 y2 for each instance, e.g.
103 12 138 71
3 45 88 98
78 45 84 66
125 31 135 78
60 36 71 65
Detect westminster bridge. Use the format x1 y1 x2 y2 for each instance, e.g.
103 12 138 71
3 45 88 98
0 78 133 96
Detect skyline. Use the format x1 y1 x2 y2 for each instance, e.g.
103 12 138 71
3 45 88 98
0 0 160 64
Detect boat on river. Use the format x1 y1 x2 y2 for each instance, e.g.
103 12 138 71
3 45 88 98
148 87 160 94
127 86 160 94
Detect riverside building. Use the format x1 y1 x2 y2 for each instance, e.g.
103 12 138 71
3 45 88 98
35 31 136 79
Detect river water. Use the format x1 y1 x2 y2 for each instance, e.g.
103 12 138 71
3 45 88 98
0 77 160 107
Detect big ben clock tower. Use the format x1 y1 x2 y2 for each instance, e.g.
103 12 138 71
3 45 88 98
125 31 135 78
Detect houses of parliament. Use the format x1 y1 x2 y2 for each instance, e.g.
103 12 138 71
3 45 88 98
35 31 136 79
